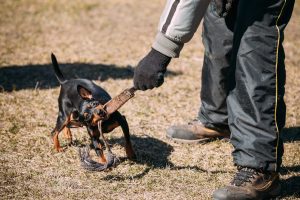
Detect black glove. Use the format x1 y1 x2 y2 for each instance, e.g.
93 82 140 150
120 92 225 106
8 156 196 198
133 48 171 91
213 0 235 17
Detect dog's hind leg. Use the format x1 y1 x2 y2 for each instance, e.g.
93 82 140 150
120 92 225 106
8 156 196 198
52 112 70 152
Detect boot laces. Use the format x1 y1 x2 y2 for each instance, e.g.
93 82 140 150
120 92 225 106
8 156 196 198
231 167 261 186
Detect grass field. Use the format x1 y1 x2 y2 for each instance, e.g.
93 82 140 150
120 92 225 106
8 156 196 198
0 0 299 199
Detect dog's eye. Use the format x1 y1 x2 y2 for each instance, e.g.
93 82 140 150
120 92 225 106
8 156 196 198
91 102 99 107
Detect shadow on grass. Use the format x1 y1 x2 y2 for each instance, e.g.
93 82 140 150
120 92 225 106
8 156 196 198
281 174 300 198
102 135 228 181
280 165 300 197
282 126 300 142
102 130 300 182
281 165 300 175
0 63 181 91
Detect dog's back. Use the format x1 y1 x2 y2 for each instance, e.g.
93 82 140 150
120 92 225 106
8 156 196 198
51 53 111 105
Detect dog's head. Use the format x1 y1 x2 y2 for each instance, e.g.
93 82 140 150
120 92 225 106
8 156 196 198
77 85 107 125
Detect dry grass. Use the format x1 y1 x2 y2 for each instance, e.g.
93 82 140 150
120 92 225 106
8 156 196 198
0 0 299 199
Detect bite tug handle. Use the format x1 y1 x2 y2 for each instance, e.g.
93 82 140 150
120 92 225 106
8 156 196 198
104 87 136 115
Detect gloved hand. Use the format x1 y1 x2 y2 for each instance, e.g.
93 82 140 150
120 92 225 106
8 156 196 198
213 0 235 17
133 48 171 91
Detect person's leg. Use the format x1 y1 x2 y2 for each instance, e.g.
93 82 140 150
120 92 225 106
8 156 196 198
166 2 236 143
213 0 295 199
198 1 236 133
228 0 294 172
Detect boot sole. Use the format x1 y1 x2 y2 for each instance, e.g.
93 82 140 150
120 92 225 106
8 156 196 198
213 181 281 200
166 134 219 144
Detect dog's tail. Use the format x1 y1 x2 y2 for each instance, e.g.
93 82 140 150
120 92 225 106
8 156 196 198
51 53 66 84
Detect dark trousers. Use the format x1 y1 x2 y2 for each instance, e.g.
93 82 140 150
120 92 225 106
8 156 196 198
199 0 295 171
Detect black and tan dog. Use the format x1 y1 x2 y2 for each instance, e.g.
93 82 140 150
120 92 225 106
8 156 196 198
51 53 136 165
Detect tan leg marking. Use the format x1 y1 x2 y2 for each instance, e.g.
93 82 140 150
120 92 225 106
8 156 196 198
53 131 64 152
125 144 135 159
63 127 72 144
98 144 107 164
53 117 70 152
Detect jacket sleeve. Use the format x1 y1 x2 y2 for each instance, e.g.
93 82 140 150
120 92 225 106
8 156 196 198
152 0 211 58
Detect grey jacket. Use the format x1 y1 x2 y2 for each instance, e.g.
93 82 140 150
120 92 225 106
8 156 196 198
152 0 211 58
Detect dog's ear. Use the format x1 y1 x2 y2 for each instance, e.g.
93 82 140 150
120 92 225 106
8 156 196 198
77 85 93 100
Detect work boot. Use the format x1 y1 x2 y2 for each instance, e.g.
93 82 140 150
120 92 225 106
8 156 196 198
166 120 230 144
213 166 281 200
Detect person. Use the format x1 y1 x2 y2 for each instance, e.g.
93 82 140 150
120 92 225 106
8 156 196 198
133 0 295 199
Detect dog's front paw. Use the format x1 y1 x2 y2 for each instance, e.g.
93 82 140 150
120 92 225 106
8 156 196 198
55 147 64 152
126 148 137 160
